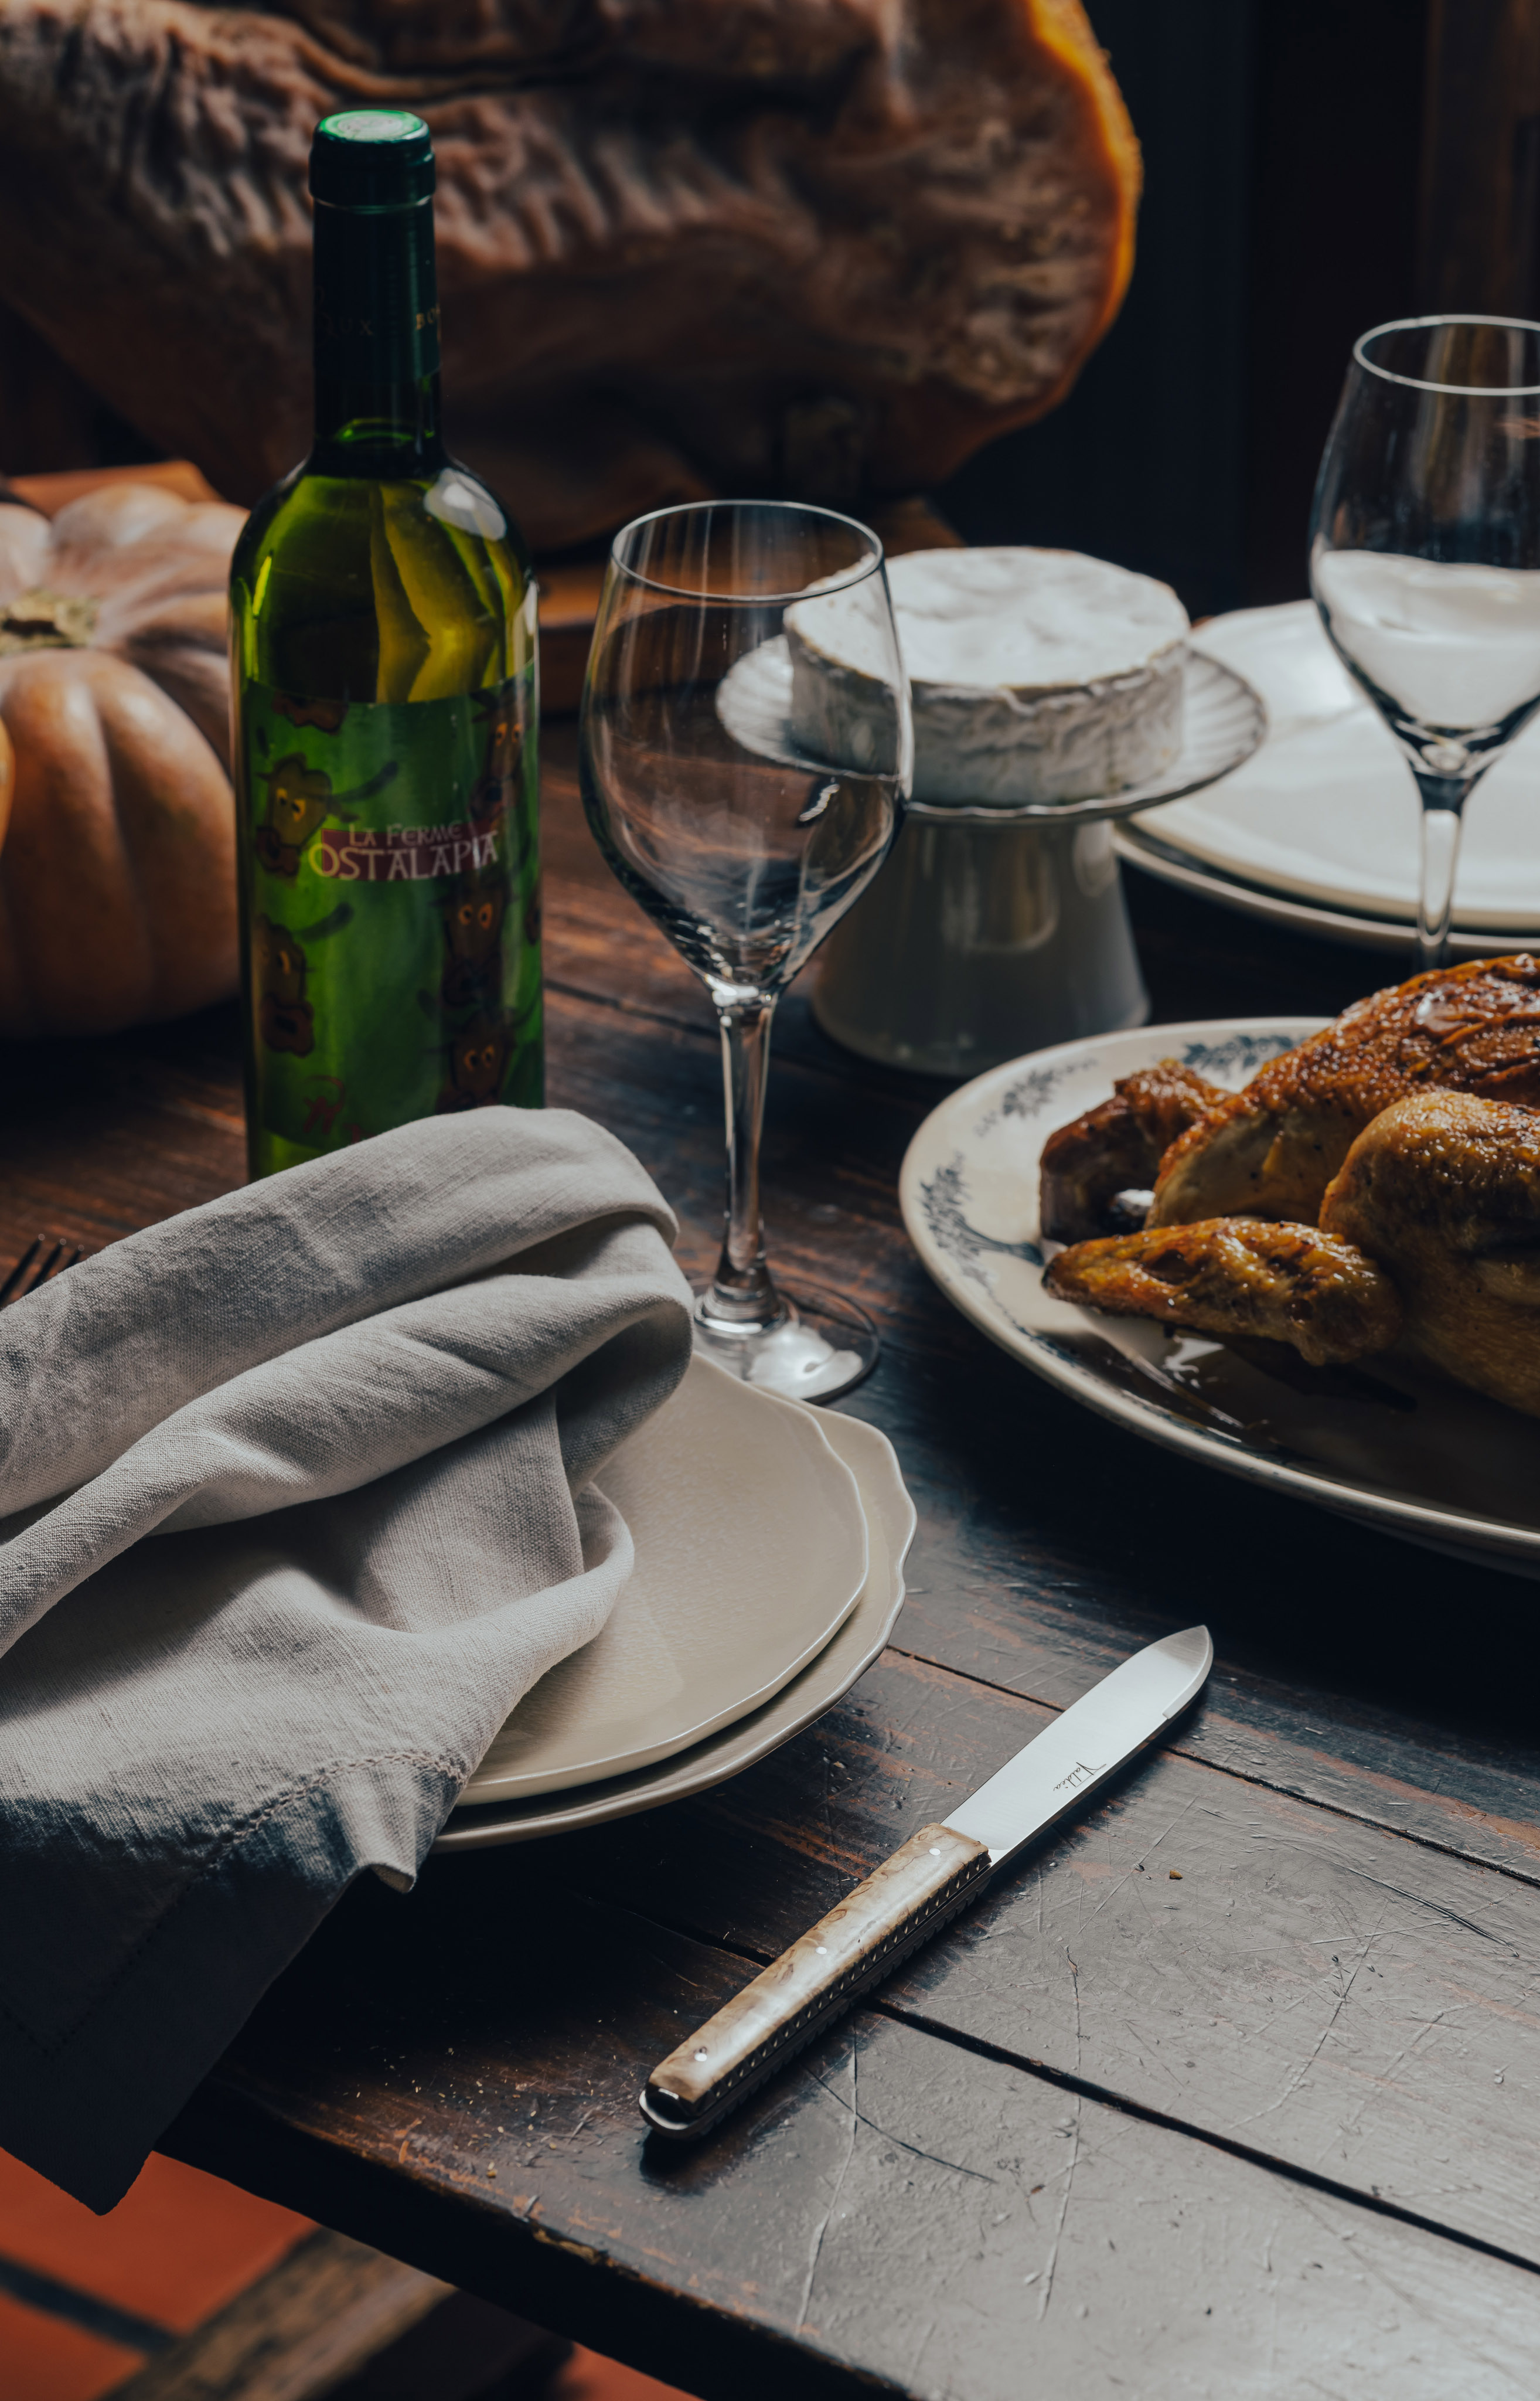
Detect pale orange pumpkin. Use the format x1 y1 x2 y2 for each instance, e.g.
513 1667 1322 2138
0 483 244 1036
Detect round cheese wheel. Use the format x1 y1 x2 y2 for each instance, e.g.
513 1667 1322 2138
787 547 1190 804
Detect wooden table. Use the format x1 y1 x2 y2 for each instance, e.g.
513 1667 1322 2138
6 724 1540 2397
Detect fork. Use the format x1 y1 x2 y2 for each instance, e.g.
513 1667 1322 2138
0 1234 84 1308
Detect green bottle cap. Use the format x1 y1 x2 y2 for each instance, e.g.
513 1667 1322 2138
311 110 435 208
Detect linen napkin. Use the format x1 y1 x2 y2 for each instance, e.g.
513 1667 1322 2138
0 1108 693 2209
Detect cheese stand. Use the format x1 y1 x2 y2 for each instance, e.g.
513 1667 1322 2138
796 549 1266 1075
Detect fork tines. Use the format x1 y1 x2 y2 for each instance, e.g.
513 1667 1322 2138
0 1235 84 1308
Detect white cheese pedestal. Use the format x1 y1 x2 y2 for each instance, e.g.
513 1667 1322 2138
812 649 1265 1076
814 808 1146 1075
713 550 1265 1081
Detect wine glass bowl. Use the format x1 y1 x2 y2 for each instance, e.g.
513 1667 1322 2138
580 501 912 1400
582 625 900 997
1310 315 1540 967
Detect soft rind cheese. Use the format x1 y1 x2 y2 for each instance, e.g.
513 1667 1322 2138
786 547 1190 804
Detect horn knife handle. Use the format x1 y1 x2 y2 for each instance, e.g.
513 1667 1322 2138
640 1823 992 2141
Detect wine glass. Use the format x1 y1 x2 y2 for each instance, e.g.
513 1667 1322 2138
579 499 912 1401
1310 315 1540 971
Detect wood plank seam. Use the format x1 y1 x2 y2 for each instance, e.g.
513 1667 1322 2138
570 1871 1540 2293
872 1998 1540 2287
543 968 934 1120
163 1853 1540 2395
542 977 720 1042
547 1669 1540 2266
881 1636 1540 1893
0 2251 175 2355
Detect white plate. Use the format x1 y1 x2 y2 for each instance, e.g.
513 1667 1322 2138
437 1409 914 1847
1115 822 1534 960
1139 602 1540 931
718 638 1265 824
900 1019 1540 1576
460 1354 868 1803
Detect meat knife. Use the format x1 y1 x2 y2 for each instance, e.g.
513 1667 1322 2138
640 1623 1212 2140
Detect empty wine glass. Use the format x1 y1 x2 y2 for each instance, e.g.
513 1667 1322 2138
1310 315 1540 970
579 500 912 1401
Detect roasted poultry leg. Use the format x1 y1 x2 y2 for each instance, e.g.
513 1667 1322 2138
1321 1090 1540 1417
1048 1089 1540 1417
1044 1216 1401 1366
1038 1057 1225 1242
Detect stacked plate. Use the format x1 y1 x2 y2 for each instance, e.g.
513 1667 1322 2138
434 1354 915 1850
1117 601 1540 954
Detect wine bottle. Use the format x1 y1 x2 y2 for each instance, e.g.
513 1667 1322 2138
229 108 541 1179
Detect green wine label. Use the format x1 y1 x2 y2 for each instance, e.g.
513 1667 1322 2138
238 674 541 1157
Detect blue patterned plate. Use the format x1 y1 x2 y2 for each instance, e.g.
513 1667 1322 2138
900 1019 1540 1575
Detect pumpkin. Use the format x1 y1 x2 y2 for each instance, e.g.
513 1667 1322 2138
0 483 245 1036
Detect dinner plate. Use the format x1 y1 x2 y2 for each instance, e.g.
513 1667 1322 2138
436 1408 915 1846
1114 822 1532 960
900 1018 1540 1576
459 1353 868 1803
1137 602 1540 932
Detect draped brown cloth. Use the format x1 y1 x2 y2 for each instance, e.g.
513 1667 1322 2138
0 0 1139 547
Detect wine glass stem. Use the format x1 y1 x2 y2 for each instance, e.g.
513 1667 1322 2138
1412 771 1470 973
703 990 785 1332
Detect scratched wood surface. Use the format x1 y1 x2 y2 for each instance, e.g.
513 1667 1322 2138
5 722 1540 2395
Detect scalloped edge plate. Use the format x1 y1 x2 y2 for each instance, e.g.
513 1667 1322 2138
459 1353 867 1803
437 1407 915 1846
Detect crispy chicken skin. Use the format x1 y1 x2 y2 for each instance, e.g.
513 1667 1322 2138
1147 955 1540 1228
1321 1089 1540 1416
1039 1059 1226 1240
1044 1217 1402 1366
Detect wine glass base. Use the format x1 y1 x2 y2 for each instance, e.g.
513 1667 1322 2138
691 1280 878 1404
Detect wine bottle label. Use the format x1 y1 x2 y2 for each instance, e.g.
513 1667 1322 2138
239 672 542 1152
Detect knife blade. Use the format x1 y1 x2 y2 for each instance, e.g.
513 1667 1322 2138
639 1623 1212 2141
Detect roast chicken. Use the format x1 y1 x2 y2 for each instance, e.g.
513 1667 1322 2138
1040 958 1540 1417
1150 955 1540 1227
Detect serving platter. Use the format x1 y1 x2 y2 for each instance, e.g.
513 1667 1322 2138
437 1406 914 1846
459 1353 867 1803
900 1018 1540 1576
1133 601 1540 935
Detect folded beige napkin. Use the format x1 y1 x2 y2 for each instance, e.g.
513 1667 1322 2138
0 1108 692 2208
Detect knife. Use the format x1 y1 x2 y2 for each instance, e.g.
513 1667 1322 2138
639 1623 1212 2141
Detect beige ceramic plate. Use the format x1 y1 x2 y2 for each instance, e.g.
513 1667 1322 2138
901 1019 1540 1577
459 1353 868 1803
436 1409 914 1848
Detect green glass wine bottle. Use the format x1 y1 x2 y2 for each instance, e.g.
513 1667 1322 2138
229 108 541 1179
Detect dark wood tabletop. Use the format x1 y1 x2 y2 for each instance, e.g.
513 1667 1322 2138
5 720 1540 2397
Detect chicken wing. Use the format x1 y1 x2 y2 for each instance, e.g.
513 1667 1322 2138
1148 955 1540 1228
1321 1089 1540 1416
1038 1057 1227 1241
1044 1217 1401 1366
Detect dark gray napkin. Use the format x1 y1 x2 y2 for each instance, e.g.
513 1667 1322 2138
0 1108 692 2208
